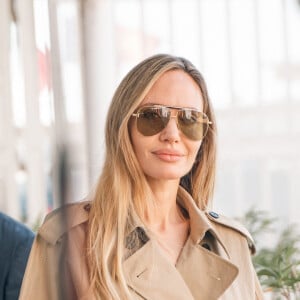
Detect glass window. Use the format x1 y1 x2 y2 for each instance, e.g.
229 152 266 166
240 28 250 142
114 0 144 79
10 23 26 128
263 110 289 135
200 0 231 109
33 0 54 127
214 162 237 216
241 160 262 209
142 0 171 56
271 169 290 222
258 0 287 104
57 1 84 124
286 0 300 102
292 108 300 133
229 0 259 106
170 0 201 67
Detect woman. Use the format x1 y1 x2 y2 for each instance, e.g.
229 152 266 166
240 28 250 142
20 54 263 300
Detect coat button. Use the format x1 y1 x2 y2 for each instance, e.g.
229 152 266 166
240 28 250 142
209 211 219 219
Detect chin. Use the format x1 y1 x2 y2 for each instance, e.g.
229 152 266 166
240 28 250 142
148 172 186 181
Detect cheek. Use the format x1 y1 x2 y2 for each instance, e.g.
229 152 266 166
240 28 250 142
130 126 148 163
190 141 202 160
132 141 144 161
193 141 202 154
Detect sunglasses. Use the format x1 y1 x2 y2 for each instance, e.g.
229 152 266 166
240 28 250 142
132 105 212 141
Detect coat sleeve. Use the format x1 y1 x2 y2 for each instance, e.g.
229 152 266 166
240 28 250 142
20 202 90 300
254 266 264 300
19 234 75 300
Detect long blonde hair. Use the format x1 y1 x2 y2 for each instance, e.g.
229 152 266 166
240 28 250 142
87 54 217 299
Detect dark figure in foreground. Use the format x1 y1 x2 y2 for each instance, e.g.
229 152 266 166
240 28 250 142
0 212 34 300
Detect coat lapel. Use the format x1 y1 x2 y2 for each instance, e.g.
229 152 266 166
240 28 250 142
123 237 238 300
123 240 194 300
176 238 238 300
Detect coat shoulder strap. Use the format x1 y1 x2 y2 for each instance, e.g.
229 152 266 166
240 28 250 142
38 200 91 245
205 211 256 254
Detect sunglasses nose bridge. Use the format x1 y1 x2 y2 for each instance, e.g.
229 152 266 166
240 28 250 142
169 106 179 115
165 109 181 133
168 108 180 123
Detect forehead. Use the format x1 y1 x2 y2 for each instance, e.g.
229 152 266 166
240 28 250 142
141 70 204 110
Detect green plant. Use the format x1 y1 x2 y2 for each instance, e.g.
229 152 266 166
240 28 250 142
238 208 300 300
237 207 276 243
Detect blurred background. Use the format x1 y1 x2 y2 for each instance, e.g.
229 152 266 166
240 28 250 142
1 0 300 232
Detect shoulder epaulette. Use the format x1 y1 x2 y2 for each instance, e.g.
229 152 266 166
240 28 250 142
38 201 91 245
206 211 256 255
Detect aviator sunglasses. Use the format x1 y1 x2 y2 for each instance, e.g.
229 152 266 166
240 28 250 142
132 104 212 141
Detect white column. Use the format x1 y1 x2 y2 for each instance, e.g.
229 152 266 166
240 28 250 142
82 0 117 185
0 0 18 217
17 0 46 222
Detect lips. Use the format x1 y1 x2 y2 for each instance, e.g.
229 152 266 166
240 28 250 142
152 149 184 162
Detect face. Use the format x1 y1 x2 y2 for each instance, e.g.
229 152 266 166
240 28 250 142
130 69 204 182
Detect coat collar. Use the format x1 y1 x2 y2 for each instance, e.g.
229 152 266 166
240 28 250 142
125 187 231 258
177 187 231 259
123 186 239 300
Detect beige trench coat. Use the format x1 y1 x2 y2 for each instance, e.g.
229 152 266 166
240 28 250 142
19 187 264 300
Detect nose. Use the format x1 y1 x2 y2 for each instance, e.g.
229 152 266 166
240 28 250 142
159 116 180 143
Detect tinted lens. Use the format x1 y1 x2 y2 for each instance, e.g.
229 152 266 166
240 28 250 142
178 110 209 141
136 107 169 136
134 106 210 140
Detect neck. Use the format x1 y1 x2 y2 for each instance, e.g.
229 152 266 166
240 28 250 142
145 178 185 231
